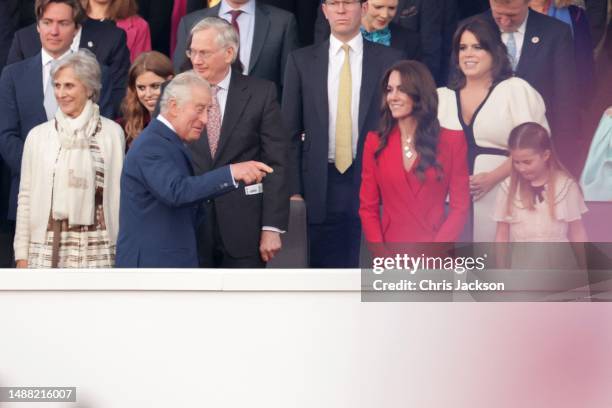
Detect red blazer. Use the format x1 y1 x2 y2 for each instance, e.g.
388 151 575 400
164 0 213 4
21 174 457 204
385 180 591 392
359 126 470 243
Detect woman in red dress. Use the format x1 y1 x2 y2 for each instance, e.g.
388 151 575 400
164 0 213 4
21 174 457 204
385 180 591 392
359 60 470 244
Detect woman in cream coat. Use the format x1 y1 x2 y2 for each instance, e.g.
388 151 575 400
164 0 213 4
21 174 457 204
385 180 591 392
14 50 124 268
438 17 549 242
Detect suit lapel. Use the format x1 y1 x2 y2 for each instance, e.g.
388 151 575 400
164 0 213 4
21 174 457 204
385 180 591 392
516 10 539 74
249 4 270 74
385 130 431 231
313 41 329 135
25 54 47 122
213 71 250 165
359 41 379 135
153 119 195 175
78 20 97 54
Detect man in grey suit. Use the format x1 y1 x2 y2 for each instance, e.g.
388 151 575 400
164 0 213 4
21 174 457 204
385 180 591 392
173 0 299 97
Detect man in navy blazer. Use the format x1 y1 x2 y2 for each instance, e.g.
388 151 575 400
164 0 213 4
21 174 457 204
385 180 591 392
480 0 577 172
7 13 130 118
282 0 403 267
116 71 272 268
0 0 112 226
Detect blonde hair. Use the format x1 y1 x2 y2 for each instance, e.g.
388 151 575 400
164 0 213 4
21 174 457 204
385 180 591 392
505 123 573 219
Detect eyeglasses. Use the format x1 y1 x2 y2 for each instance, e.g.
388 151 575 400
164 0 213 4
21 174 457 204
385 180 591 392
324 0 361 8
186 48 221 61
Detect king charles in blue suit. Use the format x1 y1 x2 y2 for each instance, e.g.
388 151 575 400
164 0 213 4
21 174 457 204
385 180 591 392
116 72 272 268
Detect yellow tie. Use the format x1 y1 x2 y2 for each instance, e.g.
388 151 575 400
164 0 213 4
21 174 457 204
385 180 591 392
208 0 221 6
335 44 352 174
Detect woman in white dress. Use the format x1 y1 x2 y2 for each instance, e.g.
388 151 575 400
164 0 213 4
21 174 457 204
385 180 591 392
437 16 549 241
14 50 125 268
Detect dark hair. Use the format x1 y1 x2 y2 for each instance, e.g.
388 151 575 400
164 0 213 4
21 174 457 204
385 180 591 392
506 122 573 219
447 16 513 90
82 0 139 20
35 0 86 27
121 51 174 145
376 60 442 180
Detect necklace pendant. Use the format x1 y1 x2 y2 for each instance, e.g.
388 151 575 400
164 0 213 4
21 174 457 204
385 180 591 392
405 150 413 159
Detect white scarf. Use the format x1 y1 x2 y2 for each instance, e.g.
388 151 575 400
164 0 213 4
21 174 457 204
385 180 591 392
52 100 100 226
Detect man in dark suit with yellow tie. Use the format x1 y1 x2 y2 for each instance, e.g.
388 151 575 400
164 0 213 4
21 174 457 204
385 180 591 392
282 0 402 267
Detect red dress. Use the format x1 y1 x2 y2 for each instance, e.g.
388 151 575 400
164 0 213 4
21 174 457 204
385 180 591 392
359 126 470 243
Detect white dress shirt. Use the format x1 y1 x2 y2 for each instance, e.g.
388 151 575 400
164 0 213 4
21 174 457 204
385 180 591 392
327 33 363 162
219 0 255 75
213 68 232 120
70 27 82 53
501 13 528 67
41 48 73 97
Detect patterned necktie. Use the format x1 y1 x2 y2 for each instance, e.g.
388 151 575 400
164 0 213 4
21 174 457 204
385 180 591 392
506 32 518 71
207 85 221 158
229 9 242 35
335 44 352 174
44 59 59 120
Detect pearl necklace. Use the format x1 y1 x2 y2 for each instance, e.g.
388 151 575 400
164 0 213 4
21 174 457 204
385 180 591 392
403 137 414 159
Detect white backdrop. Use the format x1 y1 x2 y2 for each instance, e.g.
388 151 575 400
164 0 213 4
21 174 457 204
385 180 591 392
0 270 611 408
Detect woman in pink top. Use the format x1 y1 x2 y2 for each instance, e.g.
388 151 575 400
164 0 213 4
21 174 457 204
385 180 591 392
83 0 152 62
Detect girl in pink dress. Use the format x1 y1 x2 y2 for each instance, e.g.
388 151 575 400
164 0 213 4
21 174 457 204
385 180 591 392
494 122 588 271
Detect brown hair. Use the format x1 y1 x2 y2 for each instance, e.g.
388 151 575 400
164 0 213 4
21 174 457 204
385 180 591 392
448 16 513 90
377 60 442 180
81 0 138 20
121 51 174 145
505 122 573 219
36 0 87 27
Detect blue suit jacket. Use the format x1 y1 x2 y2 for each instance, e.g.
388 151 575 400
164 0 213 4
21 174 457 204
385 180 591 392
0 52 112 220
115 119 237 268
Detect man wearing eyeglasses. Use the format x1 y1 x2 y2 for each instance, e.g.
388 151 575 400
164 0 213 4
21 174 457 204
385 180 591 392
314 0 446 84
174 0 299 99
282 0 403 267
185 17 289 268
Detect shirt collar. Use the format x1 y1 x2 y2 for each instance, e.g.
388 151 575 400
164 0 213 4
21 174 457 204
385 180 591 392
157 114 177 134
220 0 255 16
70 27 82 53
501 11 528 34
329 32 364 56
516 11 528 35
41 47 73 66
215 68 232 91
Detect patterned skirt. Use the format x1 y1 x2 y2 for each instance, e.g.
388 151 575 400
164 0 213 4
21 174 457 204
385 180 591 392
27 135 115 268
27 191 115 268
